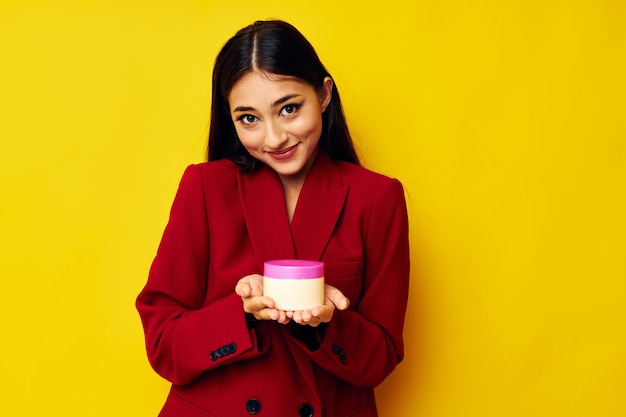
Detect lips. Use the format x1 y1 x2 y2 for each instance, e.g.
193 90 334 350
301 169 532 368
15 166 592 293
267 144 299 161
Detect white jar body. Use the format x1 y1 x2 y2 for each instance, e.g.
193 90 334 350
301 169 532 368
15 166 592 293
263 276 324 311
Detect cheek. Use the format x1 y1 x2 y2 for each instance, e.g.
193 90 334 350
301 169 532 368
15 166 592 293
290 114 323 139
235 127 263 150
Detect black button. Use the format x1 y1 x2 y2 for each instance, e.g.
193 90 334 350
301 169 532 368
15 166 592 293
298 403 314 417
246 398 261 414
215 349 224 358
331 344 347 364
219 346 230 356
228 343 237 354
210 351 217 361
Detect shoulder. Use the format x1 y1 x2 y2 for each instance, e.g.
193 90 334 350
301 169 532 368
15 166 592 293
170 160 241 202
180 159 240 187
191 159 239 177
334 161 408 231
337 160 404 195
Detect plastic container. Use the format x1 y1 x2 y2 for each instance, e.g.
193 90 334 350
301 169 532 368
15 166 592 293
263 259 324 311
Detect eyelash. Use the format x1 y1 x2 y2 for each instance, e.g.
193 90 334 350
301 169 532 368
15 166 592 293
280 102 303 117
237 114 259 126
236 102 303 127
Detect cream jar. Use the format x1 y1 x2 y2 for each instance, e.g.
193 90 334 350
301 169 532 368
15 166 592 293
263 260 324 311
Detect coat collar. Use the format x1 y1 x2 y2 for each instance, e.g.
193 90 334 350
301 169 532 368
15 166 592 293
238 151 349 269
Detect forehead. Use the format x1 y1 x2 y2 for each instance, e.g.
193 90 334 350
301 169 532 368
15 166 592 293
228 71 314 106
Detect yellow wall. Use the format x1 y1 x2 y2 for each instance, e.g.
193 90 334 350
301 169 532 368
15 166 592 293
1 1 624 416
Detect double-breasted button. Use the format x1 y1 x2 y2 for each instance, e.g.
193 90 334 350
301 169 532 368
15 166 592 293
298 403 314 417
246 398 261 414
210 343 237 361
331 344 348 364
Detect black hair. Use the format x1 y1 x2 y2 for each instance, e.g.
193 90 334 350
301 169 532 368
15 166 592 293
207 19 360 169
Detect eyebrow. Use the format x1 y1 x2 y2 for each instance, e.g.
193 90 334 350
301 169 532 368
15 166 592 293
233 94 302 113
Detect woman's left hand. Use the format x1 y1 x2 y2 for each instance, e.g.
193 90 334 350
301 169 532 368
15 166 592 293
286 284 350 327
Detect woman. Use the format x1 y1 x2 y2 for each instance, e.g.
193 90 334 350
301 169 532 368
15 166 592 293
137 20 410 417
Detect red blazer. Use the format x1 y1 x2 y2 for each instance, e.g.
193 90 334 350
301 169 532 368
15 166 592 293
137 152 410 417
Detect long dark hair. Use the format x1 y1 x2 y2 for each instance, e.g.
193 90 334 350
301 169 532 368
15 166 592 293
207 20 360 169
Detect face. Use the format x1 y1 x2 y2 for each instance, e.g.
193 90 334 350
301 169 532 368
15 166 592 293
228 71 332 182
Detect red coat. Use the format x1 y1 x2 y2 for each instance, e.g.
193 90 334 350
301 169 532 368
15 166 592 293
136 152 410 417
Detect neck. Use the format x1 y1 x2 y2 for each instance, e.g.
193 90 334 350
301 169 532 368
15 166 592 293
278 149 319 223
280 169 308 223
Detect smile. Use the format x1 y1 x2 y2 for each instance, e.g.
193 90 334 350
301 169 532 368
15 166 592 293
268 144 299 160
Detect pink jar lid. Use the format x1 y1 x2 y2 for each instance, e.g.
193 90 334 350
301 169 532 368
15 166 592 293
264 260 324 279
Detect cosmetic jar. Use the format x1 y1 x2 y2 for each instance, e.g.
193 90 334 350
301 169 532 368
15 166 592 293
263 260 324 311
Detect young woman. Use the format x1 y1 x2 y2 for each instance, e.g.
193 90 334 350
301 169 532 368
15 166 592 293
137 20 410 417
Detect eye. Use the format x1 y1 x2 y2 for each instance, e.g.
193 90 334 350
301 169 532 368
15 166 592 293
279 103 302 117
237 114 259 126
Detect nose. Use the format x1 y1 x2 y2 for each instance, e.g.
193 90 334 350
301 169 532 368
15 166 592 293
264 119 288 149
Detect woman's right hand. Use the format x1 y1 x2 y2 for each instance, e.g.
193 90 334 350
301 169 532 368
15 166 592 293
235 274 290 324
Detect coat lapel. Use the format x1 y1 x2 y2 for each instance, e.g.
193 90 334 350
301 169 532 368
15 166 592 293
290 153 348 261
238 152 348 267
238 166 295 270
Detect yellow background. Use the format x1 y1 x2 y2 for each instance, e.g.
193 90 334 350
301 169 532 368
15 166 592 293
1 1 624 416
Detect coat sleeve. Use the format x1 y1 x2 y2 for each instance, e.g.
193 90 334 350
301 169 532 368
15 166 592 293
136 165 267 386
289 178 410 387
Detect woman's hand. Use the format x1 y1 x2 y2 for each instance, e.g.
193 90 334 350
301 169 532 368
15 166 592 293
286 284 350 327
235 274 290 324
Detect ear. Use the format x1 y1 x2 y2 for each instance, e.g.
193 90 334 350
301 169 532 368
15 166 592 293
319 76 333 113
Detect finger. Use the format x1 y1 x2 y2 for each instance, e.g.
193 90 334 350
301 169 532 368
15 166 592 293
254 308 279 321
311 306 331 323
236 274 265 297
292 310 303 324
300 310 312 322
276 311 291 324
300 313 322 327
335 297 349 310
325 285 350 310
235 280 251 297
310 306 323 317
307 319 321 328
243 296 275 314
248 278 264 296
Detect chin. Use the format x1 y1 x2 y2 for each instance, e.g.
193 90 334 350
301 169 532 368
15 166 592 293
274 167 304 177
272 162 307 177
